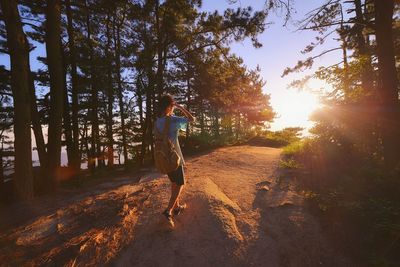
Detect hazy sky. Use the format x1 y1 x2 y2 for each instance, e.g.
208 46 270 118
0 0 341 132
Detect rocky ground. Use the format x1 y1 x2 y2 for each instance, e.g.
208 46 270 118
0 145 354 267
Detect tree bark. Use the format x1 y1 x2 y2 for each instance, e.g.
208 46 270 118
137 85 144 128
354 0 374 93
339 3 349 93
374 0 400 168
28 63 46 169
149 93 155 162
213 108 220 138
45 0 64 189
1 0 34 200
85 1 99 172
66 0 81 174
114 18 128 165
155 0 166 99
62 55 74 169
105 13 114 168
185 67 192 139
139 83 153 166
236 112 241 140
83 119 90 167
199 98 205 135
27 61 48 193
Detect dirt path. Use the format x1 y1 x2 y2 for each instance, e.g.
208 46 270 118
0 145 352 267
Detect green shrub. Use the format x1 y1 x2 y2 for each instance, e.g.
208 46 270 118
183 131 251 152
264 127 303 145
247 127 304 148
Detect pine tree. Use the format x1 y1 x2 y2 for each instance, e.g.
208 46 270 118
65 0 81 174
0 0 34 200
374 0 400 168
44 0 64 188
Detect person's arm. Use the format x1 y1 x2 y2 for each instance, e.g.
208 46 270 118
174 104 195 122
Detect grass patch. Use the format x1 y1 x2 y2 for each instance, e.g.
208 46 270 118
279 159 303 169
282 140 306 157
279 138 310 170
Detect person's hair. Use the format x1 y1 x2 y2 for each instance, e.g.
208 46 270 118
157 94 175 117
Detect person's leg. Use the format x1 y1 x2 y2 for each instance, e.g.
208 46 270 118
173 185 184 209
174 165 185 210
166 182 184 213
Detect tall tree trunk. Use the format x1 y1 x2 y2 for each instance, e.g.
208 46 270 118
185 68 191 139
1 0 34 200
353 0 377 154
83 119 90 166
62 56 74 169
28 67 49 193
236 112 241 140
65 0 80 175
45 0 64 189
354 0 373 92
227 115 233 135
138 15 157 166
105 13 114 168
114 19 128 165
28 64 46 169
374 0 400 168
199 98 205 134
149 92 155 161
214 108 220 138
155 0 165 99
85 1 99 172
139 87 152 166
79 123 85 154
137 85 144 128
339 3 349 93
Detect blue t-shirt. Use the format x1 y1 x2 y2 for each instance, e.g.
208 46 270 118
154 115 188 141
153 115 188 165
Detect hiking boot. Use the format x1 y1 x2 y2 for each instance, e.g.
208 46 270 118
162 209 175 228
173 203 187 216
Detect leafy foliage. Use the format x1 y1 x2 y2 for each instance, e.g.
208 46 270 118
0 0 277 194
281 1 400 265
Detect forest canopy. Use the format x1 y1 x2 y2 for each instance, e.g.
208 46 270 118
0 0 276 199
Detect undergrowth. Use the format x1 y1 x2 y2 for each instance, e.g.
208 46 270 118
281 138 400 266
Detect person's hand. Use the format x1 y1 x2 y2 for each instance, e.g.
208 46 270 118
174 103 184 110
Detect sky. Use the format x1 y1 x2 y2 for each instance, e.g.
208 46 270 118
201 0 340 131
0 0 342 132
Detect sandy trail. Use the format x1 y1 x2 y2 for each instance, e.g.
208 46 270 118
0 145 352 267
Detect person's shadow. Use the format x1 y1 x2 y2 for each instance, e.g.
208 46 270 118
245 168 342 267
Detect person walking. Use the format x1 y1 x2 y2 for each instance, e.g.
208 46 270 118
153 94 195 227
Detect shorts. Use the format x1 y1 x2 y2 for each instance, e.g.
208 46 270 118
167 165 185 186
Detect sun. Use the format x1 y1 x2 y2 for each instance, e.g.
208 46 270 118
278 90 320 121
270 88 321 131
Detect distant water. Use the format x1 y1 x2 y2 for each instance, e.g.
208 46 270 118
1 130 133 176
3 149 127 176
